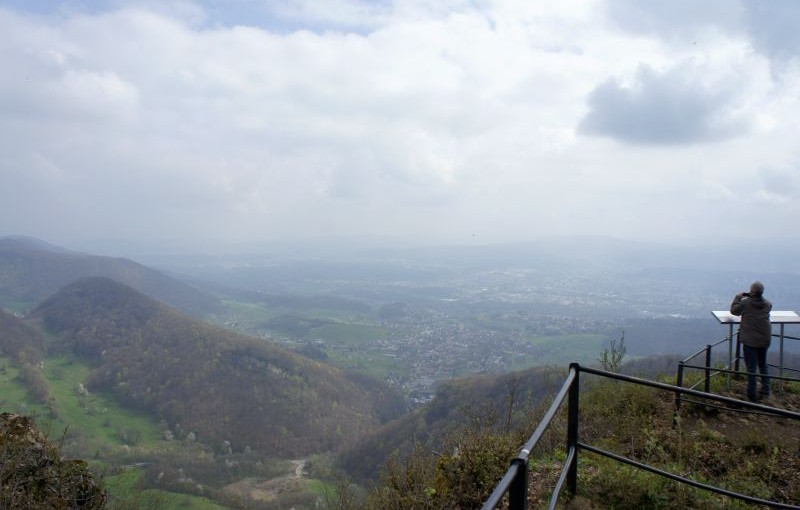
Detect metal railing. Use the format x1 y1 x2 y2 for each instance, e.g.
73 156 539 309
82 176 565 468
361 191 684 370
677 336 731 394
675 331 800 411
481 363 800 510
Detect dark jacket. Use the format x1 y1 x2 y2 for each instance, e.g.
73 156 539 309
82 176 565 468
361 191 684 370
730 294 772 348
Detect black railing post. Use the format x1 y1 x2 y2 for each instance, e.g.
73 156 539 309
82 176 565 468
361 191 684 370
779 324 785 394
704 345 712 393
567 363 580 495
508 458 528 510
726 326 732 389
734 332 741 374
675 362 684 413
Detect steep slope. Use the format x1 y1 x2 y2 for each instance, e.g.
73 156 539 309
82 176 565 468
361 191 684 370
337 365 566 481
32 277 405 457
0 236 219 316
0 309 49 401
355 372 800 510
0 308 45 361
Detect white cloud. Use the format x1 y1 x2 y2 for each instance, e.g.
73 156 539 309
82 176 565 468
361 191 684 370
604 0 743 40
0 1 798 251
262 0 391 31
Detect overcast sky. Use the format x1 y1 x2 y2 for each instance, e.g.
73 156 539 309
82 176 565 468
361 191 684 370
1 0 799 254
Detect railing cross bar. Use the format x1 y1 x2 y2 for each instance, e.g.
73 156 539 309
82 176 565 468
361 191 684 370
483 363 800 510
579 443 800 509
680 363 800 383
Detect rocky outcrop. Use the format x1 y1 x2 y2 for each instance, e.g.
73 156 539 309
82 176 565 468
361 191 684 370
0 413 107 509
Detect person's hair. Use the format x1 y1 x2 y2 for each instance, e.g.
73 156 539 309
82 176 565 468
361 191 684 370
750 281 764 296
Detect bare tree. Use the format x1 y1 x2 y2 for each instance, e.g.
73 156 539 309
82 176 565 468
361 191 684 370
598 332 626 373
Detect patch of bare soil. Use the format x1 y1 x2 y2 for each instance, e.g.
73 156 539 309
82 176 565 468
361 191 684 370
221 459 308 503
682 378 800 448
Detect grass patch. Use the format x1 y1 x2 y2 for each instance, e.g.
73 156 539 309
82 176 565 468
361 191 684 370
105 469 230 510
310 323 389 345
307 323 398 379
510 334 607 369
0 357 37 413
0 297 35 314
326 350 408 380
41 357 164 448
307 478 336 499
213 300 283 335
218 300 362 335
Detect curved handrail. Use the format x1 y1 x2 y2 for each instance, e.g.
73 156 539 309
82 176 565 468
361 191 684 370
681 336 729 364
481 367 576 510
482 364 800 510
677 325 800 401
519 368 576 456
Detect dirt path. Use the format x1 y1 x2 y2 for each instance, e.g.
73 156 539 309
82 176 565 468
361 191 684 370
291 458 306 478
221 458 308 503
682 379 800 447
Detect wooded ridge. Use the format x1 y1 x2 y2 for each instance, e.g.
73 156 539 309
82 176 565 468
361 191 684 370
28 277 405 457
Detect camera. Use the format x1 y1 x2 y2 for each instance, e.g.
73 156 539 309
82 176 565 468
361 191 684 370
742 292 750 297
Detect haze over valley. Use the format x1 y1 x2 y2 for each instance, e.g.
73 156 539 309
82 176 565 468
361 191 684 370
3 233 800 508
7 234 800 407
3 1 800 508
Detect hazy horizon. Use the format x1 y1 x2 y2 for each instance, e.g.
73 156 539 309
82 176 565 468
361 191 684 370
2 1 799 254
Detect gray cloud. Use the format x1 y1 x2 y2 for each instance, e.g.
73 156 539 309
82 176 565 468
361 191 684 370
578 64 748 145
605 0 742 40
758 165 800 202
743 0 800 61
606 0 800 62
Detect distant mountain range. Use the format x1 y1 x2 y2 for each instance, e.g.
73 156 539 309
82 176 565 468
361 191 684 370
138 234 800 274
386 235 800 274
0 236 220 316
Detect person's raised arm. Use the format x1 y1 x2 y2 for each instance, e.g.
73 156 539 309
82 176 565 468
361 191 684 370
730 293 746 315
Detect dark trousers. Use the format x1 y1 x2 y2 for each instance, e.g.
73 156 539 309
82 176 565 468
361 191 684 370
742 344 770 398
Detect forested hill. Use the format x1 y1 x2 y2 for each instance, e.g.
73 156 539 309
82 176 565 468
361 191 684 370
0 308 45 361
0 236 219 316
0 309 50 401
337 365 567 482
32 277 405 457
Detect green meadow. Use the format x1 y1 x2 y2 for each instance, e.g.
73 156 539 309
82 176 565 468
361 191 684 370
1 353 339 510
10 356 219 509
104 469 229 510
0 357 35 412
326 348 408 380
42 357 164 447
217 300 402 379
0 298 34 314
309 322 407 379
309 322 389 345
219 299 362 334
510 333 608 370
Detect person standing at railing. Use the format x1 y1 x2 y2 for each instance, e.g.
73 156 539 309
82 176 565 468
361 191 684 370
730 281 772 401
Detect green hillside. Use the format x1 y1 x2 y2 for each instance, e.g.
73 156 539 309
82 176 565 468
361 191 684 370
0 308 49 401
341 368 800 510
31 277 405 458
337 365 567 482
6 285 798 510
0 350 254 509
0 236 219 316
0 282 406 509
